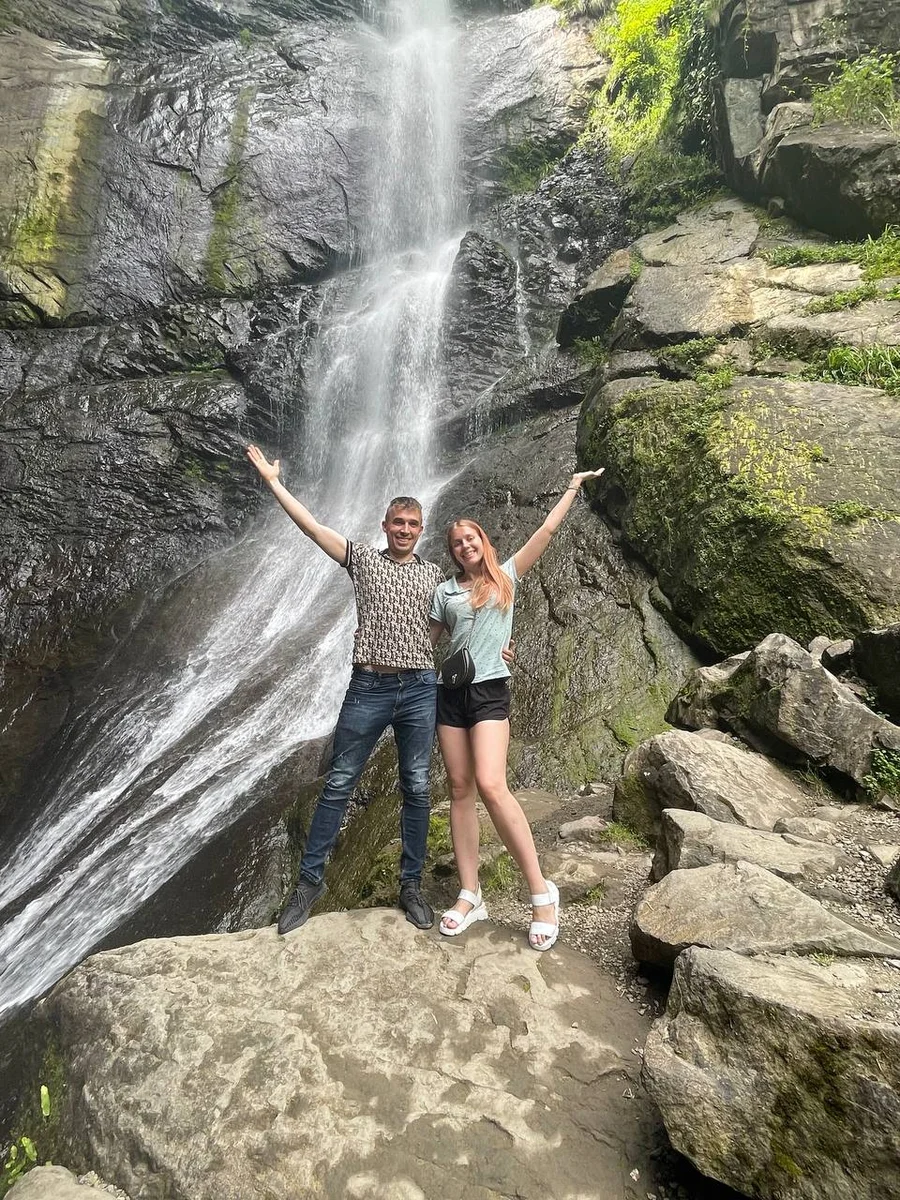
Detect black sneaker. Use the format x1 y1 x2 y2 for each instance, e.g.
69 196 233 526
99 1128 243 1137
277 877 326 935
399 881 434 930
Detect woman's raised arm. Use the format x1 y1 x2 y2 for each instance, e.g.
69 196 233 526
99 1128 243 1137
512 469 604 578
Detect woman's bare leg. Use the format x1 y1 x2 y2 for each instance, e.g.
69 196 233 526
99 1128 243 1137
437 723 481 928
470 719 556 944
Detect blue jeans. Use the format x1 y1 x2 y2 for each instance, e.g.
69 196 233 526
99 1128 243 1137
299 668 437 886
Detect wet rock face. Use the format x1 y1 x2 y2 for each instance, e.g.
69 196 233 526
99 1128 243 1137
493 145 625 343
0 289 324 812
0 27 373 322
427 403 697 790
441 231 520 412
0 0 598 323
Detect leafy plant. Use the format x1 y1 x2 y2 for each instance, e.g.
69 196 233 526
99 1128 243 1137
580 0 722 231
802 345 900 394
862 748 900 798
825 501 887 525
664 336 719 369
2 1138 37 1190
1 1084 52 1194
573 338 610 369
806 281 900 313
497 139 564 195
812 52 900 131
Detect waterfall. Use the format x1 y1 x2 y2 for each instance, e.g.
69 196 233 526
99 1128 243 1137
0 0 461 1019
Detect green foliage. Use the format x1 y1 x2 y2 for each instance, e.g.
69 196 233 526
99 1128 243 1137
862 748 900 798
573 338 610 369
596 821 650 850
482 851 517 896
497 139 564 195
695 366 734 391
664 336 719 369
812 52 900 131
574 883 606 904
580 0 722 231
825 501 890 525
764 226 900 280
426 814 453 859
1 1081 54 1196
1 1137 37 1192
806 282 891 314
238 26 252 49
802 345 900 394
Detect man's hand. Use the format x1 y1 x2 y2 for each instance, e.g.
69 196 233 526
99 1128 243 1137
501 639 516 667
247 444 281 484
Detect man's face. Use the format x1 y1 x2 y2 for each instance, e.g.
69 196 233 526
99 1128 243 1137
382 507 423 558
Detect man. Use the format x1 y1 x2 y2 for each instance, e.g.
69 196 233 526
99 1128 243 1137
247 443 444 934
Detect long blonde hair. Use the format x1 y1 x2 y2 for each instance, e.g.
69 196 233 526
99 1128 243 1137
447 520 514 611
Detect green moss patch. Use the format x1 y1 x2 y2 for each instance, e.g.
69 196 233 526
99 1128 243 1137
579 375 900 653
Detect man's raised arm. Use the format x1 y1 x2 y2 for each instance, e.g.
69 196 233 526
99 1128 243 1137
246 444 348 565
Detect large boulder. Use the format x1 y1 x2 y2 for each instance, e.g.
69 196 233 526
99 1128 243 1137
556 248 636 347
579 365 900 655
613 728 808 841
853 623 900 721
41 913 667 1199
630 860 900 969
644 946 900 1200
652 808 844 884
669 634 900 788
760 123 900 240
6 1167 123 1200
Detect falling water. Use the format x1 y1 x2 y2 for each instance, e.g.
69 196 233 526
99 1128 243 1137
0 0 461 1018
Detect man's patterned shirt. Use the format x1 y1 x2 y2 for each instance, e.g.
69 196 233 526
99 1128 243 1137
344 542 444 669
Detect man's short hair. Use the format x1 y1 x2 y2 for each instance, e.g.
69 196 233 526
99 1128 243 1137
384 496 423 522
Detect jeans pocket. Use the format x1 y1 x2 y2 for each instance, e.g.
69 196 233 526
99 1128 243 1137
349 671 377 692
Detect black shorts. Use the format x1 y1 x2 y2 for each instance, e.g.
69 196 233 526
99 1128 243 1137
436 677 511 729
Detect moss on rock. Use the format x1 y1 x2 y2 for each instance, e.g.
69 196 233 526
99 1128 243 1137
579 373 900 655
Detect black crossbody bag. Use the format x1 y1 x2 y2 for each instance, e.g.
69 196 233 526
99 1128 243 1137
440 602 479 689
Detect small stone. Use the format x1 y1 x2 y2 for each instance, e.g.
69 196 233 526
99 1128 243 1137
868 844 900 868
559 815 607 842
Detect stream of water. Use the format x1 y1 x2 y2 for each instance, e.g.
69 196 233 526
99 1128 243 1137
0 0 463 1020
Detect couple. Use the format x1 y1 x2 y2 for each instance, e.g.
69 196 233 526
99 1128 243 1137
247 444 601 951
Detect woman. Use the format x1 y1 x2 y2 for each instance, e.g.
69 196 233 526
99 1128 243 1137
429 469 604 950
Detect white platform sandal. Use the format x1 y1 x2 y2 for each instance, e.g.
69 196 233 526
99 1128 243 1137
440 887 488 937
528 880 560 952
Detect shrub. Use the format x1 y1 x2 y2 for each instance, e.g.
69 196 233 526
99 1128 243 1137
812 52 900 131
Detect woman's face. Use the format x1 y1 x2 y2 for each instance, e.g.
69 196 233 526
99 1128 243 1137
450 524 484 571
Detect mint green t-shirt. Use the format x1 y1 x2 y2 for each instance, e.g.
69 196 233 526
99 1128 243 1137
430 558 518 685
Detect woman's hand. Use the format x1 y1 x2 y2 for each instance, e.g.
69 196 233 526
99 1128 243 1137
569 468 605 489
247 444 281 483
